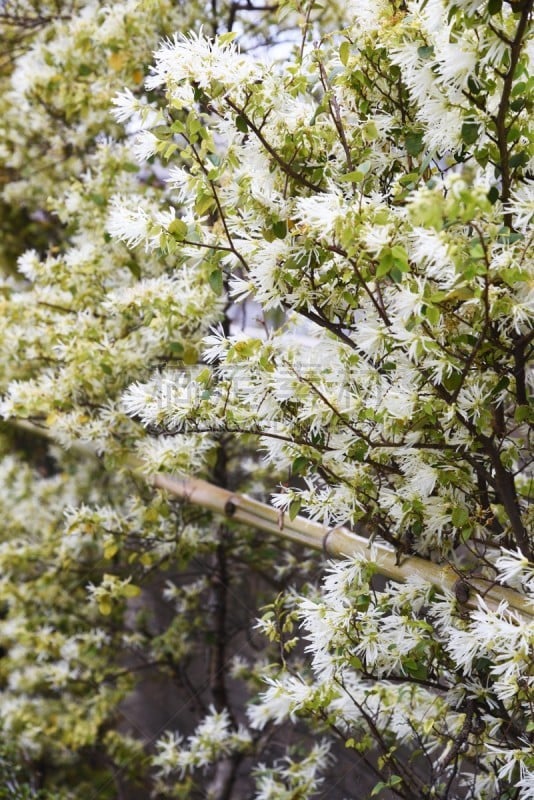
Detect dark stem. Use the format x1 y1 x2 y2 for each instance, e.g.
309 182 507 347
494 0 533 227
226 99 325 193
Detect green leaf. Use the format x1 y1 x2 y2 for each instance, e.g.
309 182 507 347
186 111 201 136
417 45 434 59
288 499 302 521
236 115 248 133
487 0 502 14
218 31 238 45
425 305 440 325
460 526 473 542
390 266 403 283
371 782 387 797
339 41 350 66
493 376 509 395
195 194 215 216
349 441 368 462
152 125 172 141
507 125 520 144
399 172 420 187
339 169 365 183
272 220 287 239
487 185 499 204
362 120 378 141
377 250 393 278
208 268 223 295
461 121 479 145
162 142 177 160
98 599 112 616
509 97 525 112
403 658 428 680
292 456 308 476
514 405 532 424
405 132 424 156
509 151 528 169
233 339 261 359
182 346 198 365
168 218 188 240
103 543 118 560
391 244 409 270
355 594 370 611
451 507 469 527
469 240 484 259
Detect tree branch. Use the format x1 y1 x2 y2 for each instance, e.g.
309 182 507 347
494 0 533 226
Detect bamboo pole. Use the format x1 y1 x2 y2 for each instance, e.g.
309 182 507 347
7 420 534 620
152 473 534 621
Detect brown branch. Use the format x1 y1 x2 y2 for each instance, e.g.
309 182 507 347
316 57 353 172
494 0 533 226
225 99 325 193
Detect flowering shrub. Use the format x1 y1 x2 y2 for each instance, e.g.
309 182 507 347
0 0 532 798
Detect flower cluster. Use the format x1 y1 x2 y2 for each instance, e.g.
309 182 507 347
0 0 532 797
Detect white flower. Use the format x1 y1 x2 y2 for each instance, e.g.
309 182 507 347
516 768 534 800
132 130 159 162
107 199 150 248
111 88 138 123
17 249 40 281
202 325 229 363
408 227 455 286
146 30 260 96
152 731 184 776
360 222 392 256
436 36 477 91
391 279 427 322
494 548 534 594
346 0 392 34
506 179 534 231
456 381 492 424
382 387 416 421
248 677 315 728
294 192 348 238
